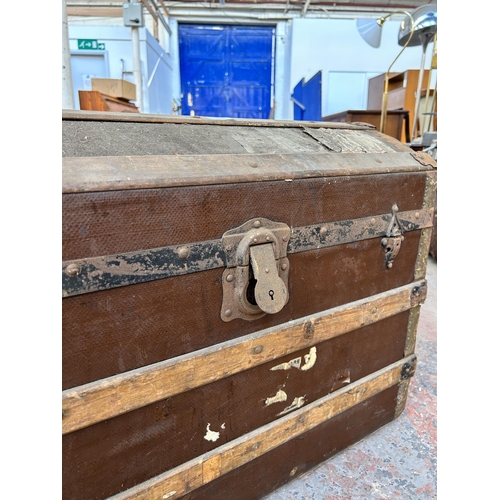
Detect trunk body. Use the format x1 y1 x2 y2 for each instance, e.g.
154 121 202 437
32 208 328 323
62 111 436 500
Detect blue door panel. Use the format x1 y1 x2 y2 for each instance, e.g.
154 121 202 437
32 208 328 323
179 24 274 118
293 79 304 121
292 71 322 121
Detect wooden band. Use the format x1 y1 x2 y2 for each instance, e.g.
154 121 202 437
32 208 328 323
62 109 374 129
62 280 426 435
62 208 433 297
415 171 437 281
62 151 431 194
107 354 416 500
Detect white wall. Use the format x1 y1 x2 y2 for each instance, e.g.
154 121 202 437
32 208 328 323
66 17 435 120
68 25 173 114
144 29 174 114
287 18 436 119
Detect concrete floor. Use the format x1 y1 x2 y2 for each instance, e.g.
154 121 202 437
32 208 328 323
263 257 437 500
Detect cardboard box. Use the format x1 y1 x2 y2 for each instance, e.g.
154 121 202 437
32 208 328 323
91 78 136 101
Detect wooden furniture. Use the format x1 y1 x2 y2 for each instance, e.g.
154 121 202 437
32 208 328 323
323 109 409 143
78 90 139 113
367 70 434 142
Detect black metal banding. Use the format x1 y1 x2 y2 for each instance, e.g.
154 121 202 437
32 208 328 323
62 208 433 297
62 240 223 298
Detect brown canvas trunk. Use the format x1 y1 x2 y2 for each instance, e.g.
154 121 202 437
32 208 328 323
62 111 436 500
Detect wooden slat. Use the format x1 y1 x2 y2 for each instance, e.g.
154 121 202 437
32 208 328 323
107 355 415 500
67 6 122 16
62 280 425 434
62 152 430 193
61 109 373 128
415 171 437 281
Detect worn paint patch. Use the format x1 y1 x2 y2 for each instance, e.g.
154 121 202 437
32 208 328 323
301 346 317 371
337 370 351 385
271 357 302 371
278 396 305 416
204 423 220 442
270 346 317 372
265 389 288 406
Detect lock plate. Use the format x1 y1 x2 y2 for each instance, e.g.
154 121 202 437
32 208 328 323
249 244 288 314
221 218 290 322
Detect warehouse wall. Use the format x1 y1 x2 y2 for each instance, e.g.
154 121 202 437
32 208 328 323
288 17 435 118
67 25 173 114
66 17 435 120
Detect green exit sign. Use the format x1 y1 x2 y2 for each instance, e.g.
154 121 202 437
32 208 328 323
78 39 105 50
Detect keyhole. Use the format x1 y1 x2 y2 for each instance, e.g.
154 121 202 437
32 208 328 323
269 290 274 300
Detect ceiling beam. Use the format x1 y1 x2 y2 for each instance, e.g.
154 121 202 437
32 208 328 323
65 0 427 21
65 0 429 7
66 6 122 16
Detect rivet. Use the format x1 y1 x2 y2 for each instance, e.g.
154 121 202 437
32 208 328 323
224 309 232 317
319 226 327 236
252 346 264 354
251 443 259 451
281 263 288 270
253 238 258 243
388 262 393 269
265 268 269 273
371 307 377 314
370 218 376 226
253 220 261 228
392 204 399 212
226 274 234 282
178 247 190 259
415 212 420 219
375 158 382 163
65 263 81 276
266 236 271 241
282 236 288 242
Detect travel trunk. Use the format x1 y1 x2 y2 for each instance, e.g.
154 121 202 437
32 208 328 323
62 111 436 500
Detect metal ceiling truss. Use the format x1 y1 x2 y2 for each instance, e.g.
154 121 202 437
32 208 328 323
65 0 433 23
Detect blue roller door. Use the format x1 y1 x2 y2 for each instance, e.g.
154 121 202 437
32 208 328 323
178 24 275 119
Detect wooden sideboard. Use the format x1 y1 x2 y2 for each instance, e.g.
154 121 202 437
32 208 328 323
323 109 409 143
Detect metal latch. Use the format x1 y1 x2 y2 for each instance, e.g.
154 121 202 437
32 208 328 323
220 218 290 322
381 204 405 269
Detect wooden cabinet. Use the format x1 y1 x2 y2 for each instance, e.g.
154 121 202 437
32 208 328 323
367 70 434 142
323 109 409 143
